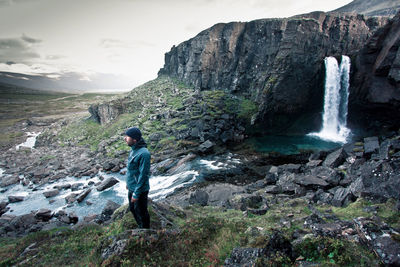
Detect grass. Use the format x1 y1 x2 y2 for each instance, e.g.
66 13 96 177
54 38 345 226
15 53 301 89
0 197 386 266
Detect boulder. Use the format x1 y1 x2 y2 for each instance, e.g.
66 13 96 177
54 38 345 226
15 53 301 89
188 190 209 206
71 183 84 191
364 136 379 155
263 231 295 261
323 148 347 168
229 194 263 211
102 200 121 218
65 193 79 204
76 189 92 203
43 189 60 198
96 177 119 191
0 201 9 216
10 213 36 230
8 195 24 203
224 247 263 266
279 163 301 173
68 212 79 224
198 140 214 154
265 185 282 194
354 217 400 266
331 187 354 207
310 166 341 186
294 175 329 189
35 209 53 221
0 175 19 187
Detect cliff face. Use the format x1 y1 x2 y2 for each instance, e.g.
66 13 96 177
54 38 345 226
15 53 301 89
349 12 400 132
159 12 388 133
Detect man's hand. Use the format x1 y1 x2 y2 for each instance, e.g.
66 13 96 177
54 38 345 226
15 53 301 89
131 197 138 203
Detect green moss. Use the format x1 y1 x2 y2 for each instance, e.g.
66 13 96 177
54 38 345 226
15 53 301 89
329 198 370 220
238 99 258 121
294 236 379 266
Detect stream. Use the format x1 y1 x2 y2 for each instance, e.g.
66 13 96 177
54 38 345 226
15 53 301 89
0 155 240 219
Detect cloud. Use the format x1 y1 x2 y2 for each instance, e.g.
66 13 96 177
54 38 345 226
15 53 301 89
100 38 156 49
0 35 41 63
21 33 42 44
0 0 39 7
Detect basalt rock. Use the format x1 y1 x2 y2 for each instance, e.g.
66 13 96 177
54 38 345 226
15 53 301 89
349 11 400 132
159 12 388 133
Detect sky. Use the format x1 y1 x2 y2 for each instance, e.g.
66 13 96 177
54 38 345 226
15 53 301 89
0 0 353 91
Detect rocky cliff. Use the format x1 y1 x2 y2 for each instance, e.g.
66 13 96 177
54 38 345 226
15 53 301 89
349 11 400 132
158 12 388 133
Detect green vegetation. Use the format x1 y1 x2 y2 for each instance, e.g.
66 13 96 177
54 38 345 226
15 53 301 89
0 197 385 266
294 236 378 266
0 84 121 149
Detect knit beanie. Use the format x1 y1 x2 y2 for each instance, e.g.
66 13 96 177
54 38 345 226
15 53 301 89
125 127 142 140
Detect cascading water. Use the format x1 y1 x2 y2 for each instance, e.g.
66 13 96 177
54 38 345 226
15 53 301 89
309 55 351 143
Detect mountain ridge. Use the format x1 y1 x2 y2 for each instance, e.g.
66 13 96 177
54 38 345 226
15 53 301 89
333 0 400 17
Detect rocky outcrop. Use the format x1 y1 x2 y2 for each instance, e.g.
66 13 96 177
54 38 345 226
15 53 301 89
349 11 400 132
159 12 388 133
333 0 400 17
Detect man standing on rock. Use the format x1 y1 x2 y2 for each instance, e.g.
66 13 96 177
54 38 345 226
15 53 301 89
124 127 151 229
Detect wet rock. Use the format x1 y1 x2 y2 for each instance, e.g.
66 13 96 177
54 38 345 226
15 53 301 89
96 177 119 191
54 183 71 190
76 188 92 203
43 189 60 198
71 183 84 191
68 212 79 224
224 247 263 266
0 201 9 216
65 193 79 204
188 189 209 206
198 140 214 154
0 175 19 187
35 209 53 221
8 195 24 203
323 148 347 168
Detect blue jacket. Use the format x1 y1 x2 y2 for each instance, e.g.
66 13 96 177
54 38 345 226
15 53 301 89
126 140 151 199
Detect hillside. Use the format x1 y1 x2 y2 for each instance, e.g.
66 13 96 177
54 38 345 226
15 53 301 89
333 0 400 16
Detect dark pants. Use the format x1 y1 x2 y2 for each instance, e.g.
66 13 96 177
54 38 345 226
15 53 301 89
128 191 150 229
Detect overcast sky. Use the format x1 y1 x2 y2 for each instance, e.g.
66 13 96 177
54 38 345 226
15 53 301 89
0 0 352 90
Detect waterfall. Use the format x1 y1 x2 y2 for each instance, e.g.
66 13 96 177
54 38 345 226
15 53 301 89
309 55 351 143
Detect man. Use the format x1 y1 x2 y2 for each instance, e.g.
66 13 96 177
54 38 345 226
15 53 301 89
124 127 151 229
